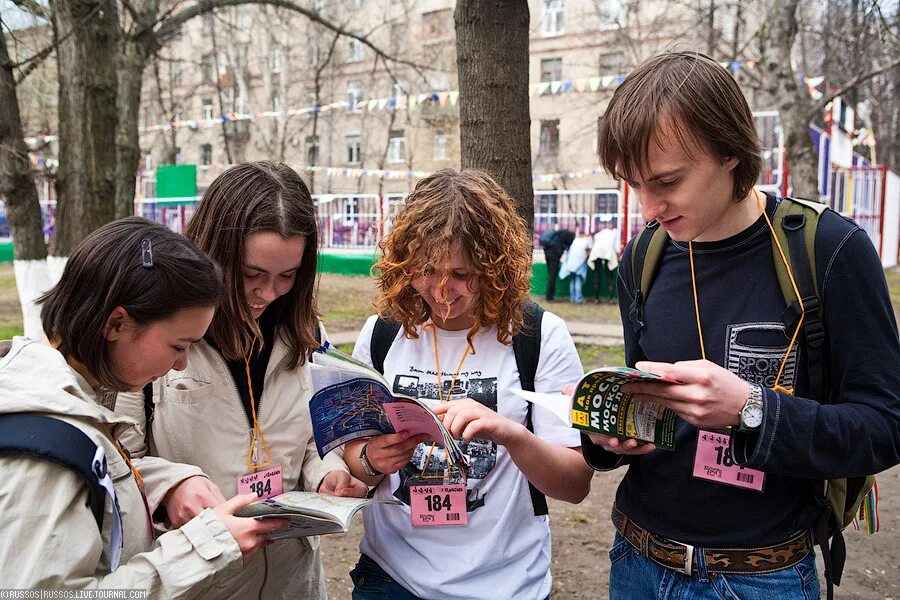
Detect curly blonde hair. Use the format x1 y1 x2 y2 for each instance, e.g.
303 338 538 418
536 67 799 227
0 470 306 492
374 169 533 345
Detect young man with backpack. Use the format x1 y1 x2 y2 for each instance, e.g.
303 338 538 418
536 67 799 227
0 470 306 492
583 51 900 600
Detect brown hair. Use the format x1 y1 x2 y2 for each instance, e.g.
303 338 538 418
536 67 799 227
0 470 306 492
185 161 318 368
39 217 223 391
598 51 762 201
375 168 532 346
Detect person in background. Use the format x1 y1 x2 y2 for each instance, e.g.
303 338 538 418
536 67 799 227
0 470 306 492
588 224 620 302
540 227 575 301
560 231 593 304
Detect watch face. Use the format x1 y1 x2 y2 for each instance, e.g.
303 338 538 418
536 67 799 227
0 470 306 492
742 404 764 429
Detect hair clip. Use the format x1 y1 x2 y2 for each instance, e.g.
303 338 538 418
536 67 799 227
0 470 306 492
141 238 154 268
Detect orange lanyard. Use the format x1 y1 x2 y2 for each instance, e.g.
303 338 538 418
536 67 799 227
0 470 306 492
424 323 474 403
419 323 474 479
688 189 804 394
101 428 144 489
244 335 272 470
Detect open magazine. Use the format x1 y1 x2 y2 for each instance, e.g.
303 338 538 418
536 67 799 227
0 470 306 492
513 366 679 450
236 491 400 538
309 343 469 476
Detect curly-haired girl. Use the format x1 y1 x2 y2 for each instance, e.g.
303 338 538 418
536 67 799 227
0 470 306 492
344 168 593 600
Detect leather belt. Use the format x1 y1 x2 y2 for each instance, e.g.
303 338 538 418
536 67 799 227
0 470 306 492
612 506 811 576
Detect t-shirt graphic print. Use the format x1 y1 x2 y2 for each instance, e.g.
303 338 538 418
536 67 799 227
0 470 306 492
391 371 498 512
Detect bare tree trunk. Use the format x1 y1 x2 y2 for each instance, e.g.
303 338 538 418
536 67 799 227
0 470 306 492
1 28 52 338
115 36 153 218
51 0 119 255
1 30 46 262
454 0 534 230
759 0 820 198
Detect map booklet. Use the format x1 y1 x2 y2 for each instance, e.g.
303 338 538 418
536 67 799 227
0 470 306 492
309 343 469 477
236 491 401 538
513 367 679 450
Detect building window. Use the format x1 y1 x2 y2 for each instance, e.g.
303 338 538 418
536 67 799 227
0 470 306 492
201 53 215 82
174 147 182 165
271 91 282 113
422 9 451 40
391 22 408 53
598 51 624 76
270 48 283 73
306 135 319 165
541 0 565 36
596 0 627 28
348 37 363 62
346 134 361 164
347 80 364 112
539 119 560 155
201 98 214 120
200 144 212 166
171 61 183 86
202 12 214 34
388 130 406 164
433 134 448 161
540 58 562 83
348 0 363 7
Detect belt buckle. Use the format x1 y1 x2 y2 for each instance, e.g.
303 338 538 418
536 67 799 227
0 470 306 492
677 541 695 576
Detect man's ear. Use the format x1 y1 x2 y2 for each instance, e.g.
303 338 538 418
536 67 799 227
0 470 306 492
722 156 740 171
103 307 131 341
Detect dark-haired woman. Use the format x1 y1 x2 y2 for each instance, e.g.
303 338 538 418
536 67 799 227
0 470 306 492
0 217 284 594
117 162 366 600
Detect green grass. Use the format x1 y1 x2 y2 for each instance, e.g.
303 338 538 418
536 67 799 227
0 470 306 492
576 344 625 370
0 323 23 338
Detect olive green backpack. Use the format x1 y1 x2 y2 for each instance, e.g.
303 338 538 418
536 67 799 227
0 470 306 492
627 196 877 600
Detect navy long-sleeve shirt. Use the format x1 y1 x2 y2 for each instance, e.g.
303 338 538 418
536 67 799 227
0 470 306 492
583 194 900 546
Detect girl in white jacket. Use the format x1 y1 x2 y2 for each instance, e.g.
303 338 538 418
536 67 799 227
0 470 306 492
118 161 367 599
0 217 284 596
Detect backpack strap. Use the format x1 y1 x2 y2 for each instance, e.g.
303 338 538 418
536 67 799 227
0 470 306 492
512 300 548 516
771 196 828 400
627 221 667 334
142 383 154 429
0 413 108 530
370 317 402 375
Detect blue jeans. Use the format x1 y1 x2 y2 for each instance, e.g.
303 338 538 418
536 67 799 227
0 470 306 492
350 554 422 600
609 533 820 600
569 273 585 303
350 553 552 600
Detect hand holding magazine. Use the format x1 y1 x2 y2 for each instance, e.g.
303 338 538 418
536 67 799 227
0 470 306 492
309 343 469 476
236 491 401 538
513 366 680 450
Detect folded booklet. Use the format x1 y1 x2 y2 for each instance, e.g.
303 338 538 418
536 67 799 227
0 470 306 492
513 366 679 450
309 343 469 477
236 491 400 538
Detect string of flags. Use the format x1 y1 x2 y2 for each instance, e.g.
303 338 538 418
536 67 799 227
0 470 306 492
22 60 875 159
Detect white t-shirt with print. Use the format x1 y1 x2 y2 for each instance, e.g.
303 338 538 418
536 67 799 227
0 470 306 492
352 311 584 600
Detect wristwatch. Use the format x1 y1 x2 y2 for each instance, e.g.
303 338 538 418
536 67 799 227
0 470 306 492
738 383 765 431
359 442 382 477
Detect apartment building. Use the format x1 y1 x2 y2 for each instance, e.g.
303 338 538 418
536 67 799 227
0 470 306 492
137 0 734 196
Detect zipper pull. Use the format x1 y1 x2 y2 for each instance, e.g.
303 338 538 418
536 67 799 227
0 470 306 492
250 430 259 466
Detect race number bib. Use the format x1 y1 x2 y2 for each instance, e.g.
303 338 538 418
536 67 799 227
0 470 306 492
410 484 467 526
692 430 765 491
237 464 283 499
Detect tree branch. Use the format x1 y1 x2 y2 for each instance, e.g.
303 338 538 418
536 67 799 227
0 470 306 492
808 56 900 120
147 0 431 73
10 0 48 19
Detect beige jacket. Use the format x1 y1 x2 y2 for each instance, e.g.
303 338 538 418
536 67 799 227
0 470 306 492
0 338 242 596
117 329 349 600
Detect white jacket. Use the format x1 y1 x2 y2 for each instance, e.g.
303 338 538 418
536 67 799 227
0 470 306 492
0 338 242 596
117 329 350 600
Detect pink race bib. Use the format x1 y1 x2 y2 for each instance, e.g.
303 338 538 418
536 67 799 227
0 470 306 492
692 430 764 491
237 464 283 499
410 484 467 527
